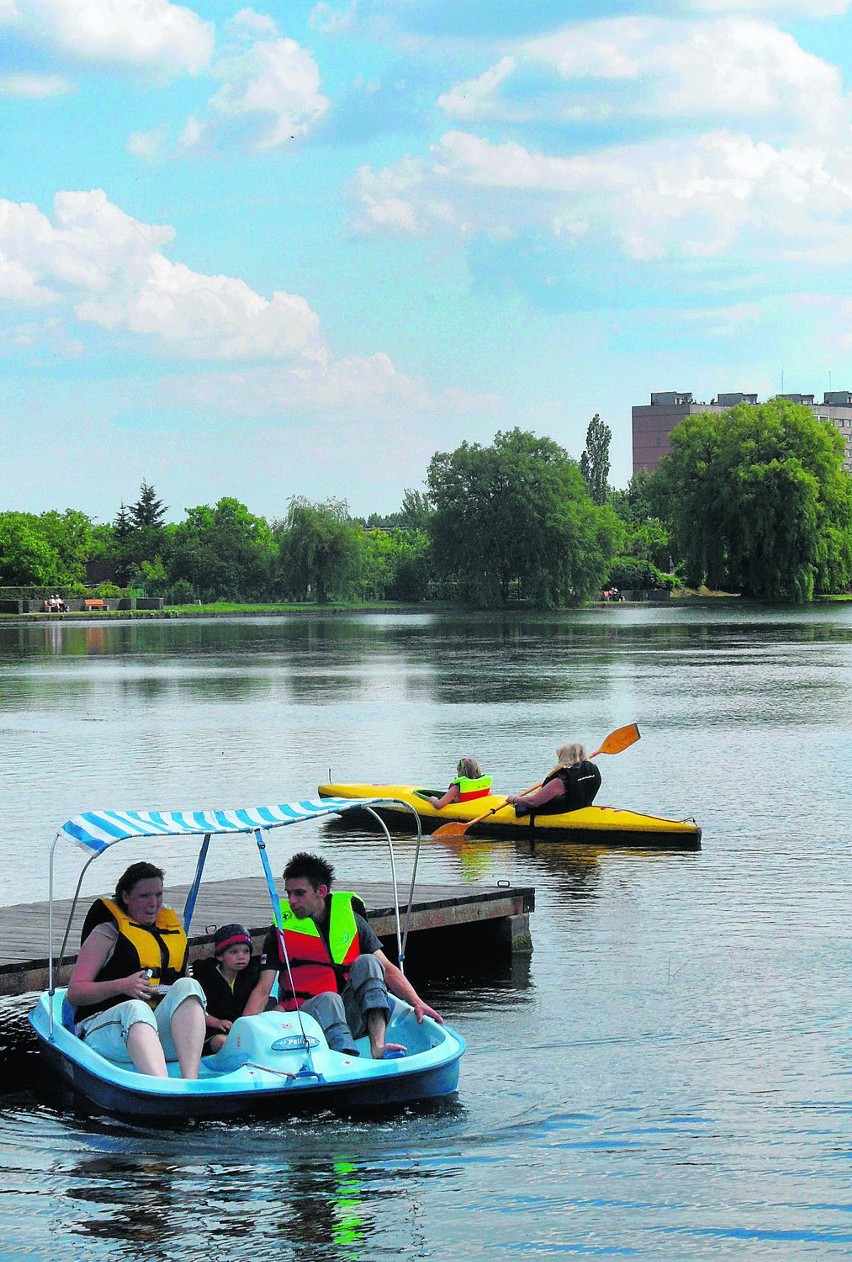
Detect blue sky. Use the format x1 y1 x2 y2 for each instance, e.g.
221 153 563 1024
1 0 850 522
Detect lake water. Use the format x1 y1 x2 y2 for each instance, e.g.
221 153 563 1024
1 607 850 1260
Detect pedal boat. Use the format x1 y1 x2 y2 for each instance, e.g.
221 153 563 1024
318 783 702 850
28 797 466 1121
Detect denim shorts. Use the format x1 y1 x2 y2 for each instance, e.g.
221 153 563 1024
77 977 206 1063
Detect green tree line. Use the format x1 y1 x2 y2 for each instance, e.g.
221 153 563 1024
2 402 850 606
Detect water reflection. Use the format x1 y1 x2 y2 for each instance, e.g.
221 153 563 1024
1 606 851 1259
55 1133 456 1262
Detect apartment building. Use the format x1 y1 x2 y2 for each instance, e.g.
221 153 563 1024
632 390 852 475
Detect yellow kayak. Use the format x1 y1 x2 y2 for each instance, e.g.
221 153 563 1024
317 782 701 849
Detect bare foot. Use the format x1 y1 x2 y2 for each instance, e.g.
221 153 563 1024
371 1041 406 1059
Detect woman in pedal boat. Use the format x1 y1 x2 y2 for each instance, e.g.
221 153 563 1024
66 861 207 1079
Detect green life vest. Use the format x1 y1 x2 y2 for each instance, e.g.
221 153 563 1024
451 775 493 801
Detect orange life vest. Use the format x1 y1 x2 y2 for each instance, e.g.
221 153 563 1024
274 891 361 1010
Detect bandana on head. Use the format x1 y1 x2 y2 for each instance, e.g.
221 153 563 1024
213 923 252 955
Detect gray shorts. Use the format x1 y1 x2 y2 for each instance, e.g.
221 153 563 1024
76 977 206 1063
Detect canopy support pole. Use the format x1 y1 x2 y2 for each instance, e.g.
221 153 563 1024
253 827 320 1078
182 833 211 933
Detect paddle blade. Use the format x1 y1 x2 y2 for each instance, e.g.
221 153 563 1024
590 722 640 758
431 820 473 838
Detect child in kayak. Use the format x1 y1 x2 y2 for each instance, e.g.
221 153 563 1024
193 923 261 1053
429 757 492 810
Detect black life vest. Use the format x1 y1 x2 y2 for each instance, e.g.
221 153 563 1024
540 760 602 812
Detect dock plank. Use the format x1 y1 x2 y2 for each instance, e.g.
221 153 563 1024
0 878 535 996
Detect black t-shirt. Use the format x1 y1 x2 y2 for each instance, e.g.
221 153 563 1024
193 955 261 1022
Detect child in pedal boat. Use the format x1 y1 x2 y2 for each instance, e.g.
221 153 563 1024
193 923 261 1053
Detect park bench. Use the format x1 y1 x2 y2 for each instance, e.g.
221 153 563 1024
83 598 106 610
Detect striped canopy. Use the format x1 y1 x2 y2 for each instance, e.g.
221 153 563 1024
57 798 380 855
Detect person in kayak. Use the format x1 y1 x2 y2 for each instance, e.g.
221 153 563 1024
507 743 601 816
66 861 207 1079
429 756 492 809
243 851 443 1058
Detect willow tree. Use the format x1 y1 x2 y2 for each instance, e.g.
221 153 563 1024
652 400 852 601
276 498 364 603
426 428 621 607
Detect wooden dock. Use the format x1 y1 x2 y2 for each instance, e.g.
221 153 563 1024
0 878 535 998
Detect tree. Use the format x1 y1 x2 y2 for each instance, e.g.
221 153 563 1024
0 509 98 587
579 414 612 506
0 513 60 585
652 400 852 600
131 481 168 529
360 527 432 601
426 429 621 607
169 498 277 601
276 498 364 603
107 482 170 589
109 502 136 586
609 472 674 580
36 509 94 585
608 471 657 524
400 488 432 531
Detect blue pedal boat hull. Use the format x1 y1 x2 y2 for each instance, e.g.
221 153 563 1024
30 990 465 1121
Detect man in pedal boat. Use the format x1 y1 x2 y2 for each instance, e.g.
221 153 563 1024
243 851 443 1058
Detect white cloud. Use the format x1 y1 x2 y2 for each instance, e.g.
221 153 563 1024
167 353 498 424
127 127 168 161
227 7 279 39
0 72 72 96
310 1 361 35
206 34 329 147
437 57 517 122
0 187 494 434
686 0 847 14
78 254 326 362
178 114 205 150
356 15 852 267
2 0 214 78
504 17 842 136
353 126 852 264
0 190 327 361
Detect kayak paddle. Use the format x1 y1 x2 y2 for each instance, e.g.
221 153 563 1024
431 722 641 839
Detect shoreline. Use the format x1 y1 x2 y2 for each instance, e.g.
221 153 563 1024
1 593 849 625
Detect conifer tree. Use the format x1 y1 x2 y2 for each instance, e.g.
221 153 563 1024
131 481 167 529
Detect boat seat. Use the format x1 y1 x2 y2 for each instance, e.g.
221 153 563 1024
61 995 77 1033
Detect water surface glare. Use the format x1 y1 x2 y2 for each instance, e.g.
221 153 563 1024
1 607 850 1259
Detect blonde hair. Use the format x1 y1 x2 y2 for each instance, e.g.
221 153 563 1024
456 756 482 779
556 743 585 767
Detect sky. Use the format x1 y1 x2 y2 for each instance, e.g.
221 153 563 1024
1 0 850 524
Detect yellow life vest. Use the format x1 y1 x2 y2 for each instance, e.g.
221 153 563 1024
74 897 188 1021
